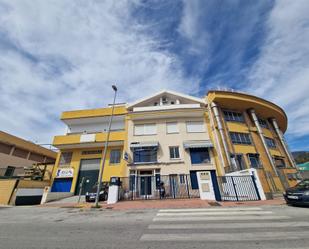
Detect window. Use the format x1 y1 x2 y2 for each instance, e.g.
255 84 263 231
169 146 180 159
59 152 73 166
133 147 157 163
166 122 179 134
186 121 205 133
82 150 102 155
189 148 210 164
248 154 261 168
4 166 15 177
134 124 156 135
274 157 285 168
230 132 252 145
110 149 121 164
223 111 244 122
258 118 268 128
265 137 276 148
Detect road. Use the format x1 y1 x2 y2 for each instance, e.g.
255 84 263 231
0 204 308 249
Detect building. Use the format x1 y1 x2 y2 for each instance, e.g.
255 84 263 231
207 90 299 198
126 91 216 198
0 131 56 177
51 105 127 195
50 89 299 200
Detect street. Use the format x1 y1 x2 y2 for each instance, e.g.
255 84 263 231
0 205 308 249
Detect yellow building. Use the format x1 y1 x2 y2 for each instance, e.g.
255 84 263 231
206 90 299 198
50 89 299 200
51 105 127 195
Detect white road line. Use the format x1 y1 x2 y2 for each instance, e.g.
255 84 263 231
153 215 290 222
148 221 309 229
158 207 262 212
140 231 309 241
157 211 273 216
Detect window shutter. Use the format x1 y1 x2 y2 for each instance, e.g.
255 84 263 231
167 122 178 133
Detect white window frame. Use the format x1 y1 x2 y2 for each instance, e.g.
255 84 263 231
169 146 180 159
186 121 205 133
166 122 179 134
134 123 157 136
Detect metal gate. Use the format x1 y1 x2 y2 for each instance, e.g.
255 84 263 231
118 174 200 200
217 175 260 201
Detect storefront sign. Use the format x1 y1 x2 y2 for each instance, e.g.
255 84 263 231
56 168 74 178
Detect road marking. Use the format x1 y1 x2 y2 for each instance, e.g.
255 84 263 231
149 221 309 229
157 211 273 216
153 215 290 222
140 231 309 241
158 207 263 212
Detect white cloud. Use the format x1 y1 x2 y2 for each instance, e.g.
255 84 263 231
248 0 309 138
0 0 198 143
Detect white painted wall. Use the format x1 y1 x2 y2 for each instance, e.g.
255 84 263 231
68 119 125 134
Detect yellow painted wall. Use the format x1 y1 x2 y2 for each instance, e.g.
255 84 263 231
51 146 127 193
0 180 17 205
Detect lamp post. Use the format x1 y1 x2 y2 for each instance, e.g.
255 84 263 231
94 85 118 208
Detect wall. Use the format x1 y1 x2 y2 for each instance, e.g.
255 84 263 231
0 179 17 205
127 115 216 175
0 153 37 174
51 146 126 193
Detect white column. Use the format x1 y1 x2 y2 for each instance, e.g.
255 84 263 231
270 118 296 168
248 109 278 176
211 102 232 168
207 101 226 175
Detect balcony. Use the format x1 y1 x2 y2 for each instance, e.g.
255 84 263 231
53 131 126 149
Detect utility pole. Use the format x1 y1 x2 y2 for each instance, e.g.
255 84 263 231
94 85 118 208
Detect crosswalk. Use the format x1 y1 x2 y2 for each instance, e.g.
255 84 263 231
140 206 309 245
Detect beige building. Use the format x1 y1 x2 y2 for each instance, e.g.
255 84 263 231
0 131 56 177
126 91 216 198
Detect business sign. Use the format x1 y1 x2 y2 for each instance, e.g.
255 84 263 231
56 168 74 178
123 151 129 162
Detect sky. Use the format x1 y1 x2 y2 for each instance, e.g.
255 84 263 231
0 0 308 151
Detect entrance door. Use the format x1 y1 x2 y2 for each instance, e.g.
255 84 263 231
75 158 100 195
140 176 152 198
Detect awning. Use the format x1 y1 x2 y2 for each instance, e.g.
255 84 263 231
130 142 159 149
183 140 213 149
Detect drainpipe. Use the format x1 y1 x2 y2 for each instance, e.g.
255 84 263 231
210 102 231 169
270 118 296 168
248 109 278 176
207 100 226 175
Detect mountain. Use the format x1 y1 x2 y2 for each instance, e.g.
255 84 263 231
292 151 309 164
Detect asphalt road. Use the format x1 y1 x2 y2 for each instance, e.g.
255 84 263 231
0 204 308 249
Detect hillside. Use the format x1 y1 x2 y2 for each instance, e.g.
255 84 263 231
292 151 309 164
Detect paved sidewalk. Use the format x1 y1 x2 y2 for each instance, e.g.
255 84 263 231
42 198 286 210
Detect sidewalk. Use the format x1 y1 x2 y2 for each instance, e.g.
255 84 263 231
42 198 286 210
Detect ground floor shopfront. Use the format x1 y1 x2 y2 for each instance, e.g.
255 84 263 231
50 146 126 195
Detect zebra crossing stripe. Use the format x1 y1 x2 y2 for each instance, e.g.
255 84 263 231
157 211 273 216
140 231 309 241
158 207 263 212
148 221 309 229
153 215 290 222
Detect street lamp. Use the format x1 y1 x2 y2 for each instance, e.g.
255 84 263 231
94 85 118 208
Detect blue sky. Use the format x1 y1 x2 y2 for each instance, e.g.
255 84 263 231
0 0 308 151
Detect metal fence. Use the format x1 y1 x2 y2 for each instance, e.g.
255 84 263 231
118 174 200 200
217 175 261 201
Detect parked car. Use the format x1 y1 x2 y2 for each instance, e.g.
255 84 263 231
283 179 309 206
85 183 108 202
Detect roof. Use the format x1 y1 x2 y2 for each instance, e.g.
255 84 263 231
127 90 205 109
0 131 57 158
297 162 309 171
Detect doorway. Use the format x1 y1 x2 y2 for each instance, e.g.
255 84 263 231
139 171 153 198
75 158 100 195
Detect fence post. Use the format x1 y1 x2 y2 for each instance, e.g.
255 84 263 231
251 175 261 200
231 176 239 201
185 175 190 198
